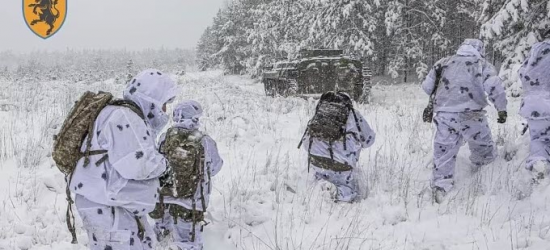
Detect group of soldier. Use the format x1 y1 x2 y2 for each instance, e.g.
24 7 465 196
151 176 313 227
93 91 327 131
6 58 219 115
301 33 550 205
65 30 550 250
69 69 222 250
422 34 550 202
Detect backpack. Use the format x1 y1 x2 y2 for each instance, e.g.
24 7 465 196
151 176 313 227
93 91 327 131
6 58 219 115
158 127 206 199
151 127 208 240
52 91 144 244
298 91 361 171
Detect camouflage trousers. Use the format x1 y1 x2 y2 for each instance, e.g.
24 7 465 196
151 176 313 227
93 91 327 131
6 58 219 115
525 119 550 170
75 195 156 250
432 111 496 192
152 204 204 250
313 166 357 202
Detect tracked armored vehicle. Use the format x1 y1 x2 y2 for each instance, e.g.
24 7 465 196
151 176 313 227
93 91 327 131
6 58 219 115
262 61 298 97
262 49 369 102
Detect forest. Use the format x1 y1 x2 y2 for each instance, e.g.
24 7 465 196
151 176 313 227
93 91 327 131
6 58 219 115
0 49 193 84
197 0 549 94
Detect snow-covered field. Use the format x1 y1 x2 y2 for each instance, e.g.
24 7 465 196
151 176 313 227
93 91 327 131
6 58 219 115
0 71 549 250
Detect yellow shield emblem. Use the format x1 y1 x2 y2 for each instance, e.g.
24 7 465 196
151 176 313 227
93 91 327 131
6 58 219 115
23 0 67 39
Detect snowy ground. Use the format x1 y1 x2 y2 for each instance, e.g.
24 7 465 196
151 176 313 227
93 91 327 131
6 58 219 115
0 71 549 250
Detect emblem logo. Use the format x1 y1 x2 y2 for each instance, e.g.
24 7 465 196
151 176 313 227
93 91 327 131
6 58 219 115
23 0 67 39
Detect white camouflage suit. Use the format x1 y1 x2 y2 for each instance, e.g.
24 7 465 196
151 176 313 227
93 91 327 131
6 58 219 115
519 39 550 170
301 109 376 202
422 39 508 192
154 101 223 250
70 69 178 250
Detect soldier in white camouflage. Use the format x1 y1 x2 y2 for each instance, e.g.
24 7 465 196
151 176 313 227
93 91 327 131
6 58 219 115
422 39 508 203
516 29 550 198
299 92 376 203
70 69 178 250
152 100 223 250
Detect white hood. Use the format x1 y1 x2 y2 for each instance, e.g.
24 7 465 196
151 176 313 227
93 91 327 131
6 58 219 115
173 100 203 130
457 39 485 58
123 69 178 133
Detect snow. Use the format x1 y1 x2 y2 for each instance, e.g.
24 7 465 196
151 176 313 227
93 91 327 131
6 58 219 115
0 71 550 249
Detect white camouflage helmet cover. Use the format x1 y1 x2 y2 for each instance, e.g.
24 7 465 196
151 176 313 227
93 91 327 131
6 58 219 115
123 69 178 134
461 39 486 58
173 100 204 130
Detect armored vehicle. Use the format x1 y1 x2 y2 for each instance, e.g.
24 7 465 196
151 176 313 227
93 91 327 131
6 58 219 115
262 49 369 102
262 61 298 97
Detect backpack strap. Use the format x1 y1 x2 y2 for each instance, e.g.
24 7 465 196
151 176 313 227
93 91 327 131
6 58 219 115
190 193 197 242
134 216 145 241
82 121 98 168
65 174 78 244
159 193 166 222
426 64 444 116
343 134 347 151
429 61 446 101
196 135 207 213
348 108 365 146
350 109 362 133
328 141 335 160
109 99 145 120
307 137 313 173
81 100 144 168
205 163 211 214
84 100 145 168
195 142 207 243
297 128 308 149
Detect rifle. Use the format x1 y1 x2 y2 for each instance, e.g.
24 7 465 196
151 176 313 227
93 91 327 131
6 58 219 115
423 65 444 123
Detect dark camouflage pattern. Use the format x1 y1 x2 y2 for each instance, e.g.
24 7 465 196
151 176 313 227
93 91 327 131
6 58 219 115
52 91 113 176
149 203 204 222
170 205 204 223
308 92 353 142
52 91 145 176
159 127 205 199
309 101 350 142
149 203 205 242
262 49 367 101
299 92 360 172
310 155 352 172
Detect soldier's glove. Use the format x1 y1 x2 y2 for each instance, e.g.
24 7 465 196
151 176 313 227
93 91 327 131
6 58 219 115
497 111 507 124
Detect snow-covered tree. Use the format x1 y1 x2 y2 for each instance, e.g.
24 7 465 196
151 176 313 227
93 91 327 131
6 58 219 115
480 0 550 95
198 0 546 83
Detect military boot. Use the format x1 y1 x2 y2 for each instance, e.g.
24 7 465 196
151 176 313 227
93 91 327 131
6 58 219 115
531 161 549 184
432 186 447 204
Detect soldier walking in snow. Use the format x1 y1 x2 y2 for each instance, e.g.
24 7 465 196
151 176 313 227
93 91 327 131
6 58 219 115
516 29 550 196
299 91 375 203
422 39 508 203
67 69 178 249
151 100 223 250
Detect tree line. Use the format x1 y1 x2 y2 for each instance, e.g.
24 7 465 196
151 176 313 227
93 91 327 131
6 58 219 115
0 49 194 83
197 0 549 90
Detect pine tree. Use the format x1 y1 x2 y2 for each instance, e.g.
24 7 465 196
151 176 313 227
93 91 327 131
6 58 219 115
480 0 550 95
197 27 216 71
197 0 538 83
126 59 134 84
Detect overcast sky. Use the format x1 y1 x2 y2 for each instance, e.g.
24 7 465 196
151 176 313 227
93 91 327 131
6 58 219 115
0 0 227 52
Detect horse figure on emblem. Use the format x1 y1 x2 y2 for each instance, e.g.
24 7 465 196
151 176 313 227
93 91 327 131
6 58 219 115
28 0 60 36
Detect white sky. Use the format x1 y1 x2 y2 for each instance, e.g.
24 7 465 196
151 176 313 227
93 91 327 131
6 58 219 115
0 0 227 52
